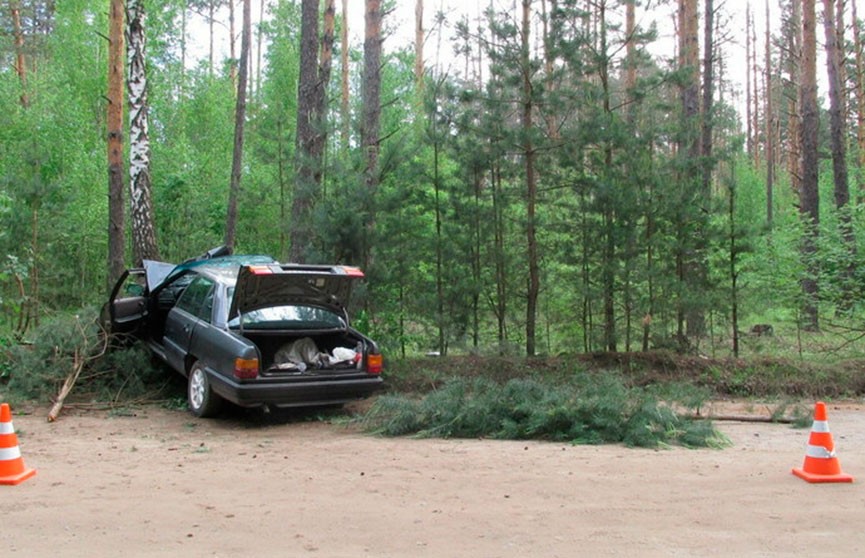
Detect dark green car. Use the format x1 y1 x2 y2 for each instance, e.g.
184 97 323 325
105 248 383 417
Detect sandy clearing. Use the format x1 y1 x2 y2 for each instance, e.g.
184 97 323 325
3 401 865 557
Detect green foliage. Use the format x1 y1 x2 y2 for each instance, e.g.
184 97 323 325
0 309 167 405
362 375 729 449
0 1 863 372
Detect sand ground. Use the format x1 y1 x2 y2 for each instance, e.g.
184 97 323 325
3 400 865 557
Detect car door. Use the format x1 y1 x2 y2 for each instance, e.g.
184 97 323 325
102 269 148 336
103 260 178 337
163 275 215 374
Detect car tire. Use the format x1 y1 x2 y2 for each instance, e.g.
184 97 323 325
188 362 224 418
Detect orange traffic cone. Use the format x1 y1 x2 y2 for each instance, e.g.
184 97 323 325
792 401 853 484
0 403 36 485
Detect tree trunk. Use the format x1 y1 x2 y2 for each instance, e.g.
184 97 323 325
415 0 424 88
318 0 335 183
128 0 160 266
703 0 715 196
677 0 704 339
787 0 802 197
433 139 445 354
11 1 28 107
107 0 126 289
492 162 508 354
625 0 636 117
293 0 319 235
224 0 251 252
853 0 865 203
540 0 559 140
256 0 265 98
229 0 237 84
361 0 382 269
180 2 187 90
746 2 754 160
340 0 350 149
799 0 820 331
823 0 855 307
521 0 539 356
765 0 774 225
291 0 334 262
597 1 616 352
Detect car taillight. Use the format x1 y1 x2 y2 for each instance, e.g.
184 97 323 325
366 353 383 375
234 357 259 379
248 265 274 275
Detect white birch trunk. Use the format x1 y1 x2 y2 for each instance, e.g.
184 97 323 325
128 0 159 264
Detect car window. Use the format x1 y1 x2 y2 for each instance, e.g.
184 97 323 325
175 276 215 321
228 305 346 330
117 271 146 298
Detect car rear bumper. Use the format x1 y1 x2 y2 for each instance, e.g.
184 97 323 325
208 371 384 408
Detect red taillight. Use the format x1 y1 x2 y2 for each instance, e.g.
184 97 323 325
234 357 259 379
366 353 383 375
248 265 274 275
341 266 365 278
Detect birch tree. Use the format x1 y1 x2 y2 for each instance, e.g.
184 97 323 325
128 0 160 265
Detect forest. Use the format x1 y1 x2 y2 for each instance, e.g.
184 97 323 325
1 0 864 365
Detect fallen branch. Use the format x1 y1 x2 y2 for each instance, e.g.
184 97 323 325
46 316 109 422
686 413 796 424
47 348 84 422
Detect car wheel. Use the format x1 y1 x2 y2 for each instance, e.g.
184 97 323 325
188 362 223 418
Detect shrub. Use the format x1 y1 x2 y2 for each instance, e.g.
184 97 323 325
362 375 729 449
1 309 168 405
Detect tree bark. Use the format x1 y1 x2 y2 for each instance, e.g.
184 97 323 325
361 0 382 269
128 0 160 266
291 0 332 262
521 0 539 356
799 0 820 331
853 0 865 203
764 0 774 225
340 0 350 149
224 0 251 252
256 0 265 98
823 0 855 306
107 0 126 289
746 2 754 160
786 0 802 197
415 0 424 88
229 0 237 83
11 1 28 107
703 0 715 196
677 0 704 339
318 0 335 165
751 5 762 168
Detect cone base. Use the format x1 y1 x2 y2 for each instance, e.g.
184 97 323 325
792 467 853 484
0 466 36 486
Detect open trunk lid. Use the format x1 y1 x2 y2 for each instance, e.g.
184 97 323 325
228 264 365 322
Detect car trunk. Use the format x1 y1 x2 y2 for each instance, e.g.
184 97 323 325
240 330 372 377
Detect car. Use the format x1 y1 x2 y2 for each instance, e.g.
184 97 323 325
103 247 384 417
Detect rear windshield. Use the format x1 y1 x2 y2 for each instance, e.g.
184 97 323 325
228 305 346 330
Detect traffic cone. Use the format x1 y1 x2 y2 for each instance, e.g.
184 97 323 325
792 401 853 484
0 403 36 485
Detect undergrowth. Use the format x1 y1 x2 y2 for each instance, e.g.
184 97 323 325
361 376 731 449
0 309 172 405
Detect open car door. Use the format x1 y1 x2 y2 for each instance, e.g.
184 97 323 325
102 260 176 336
